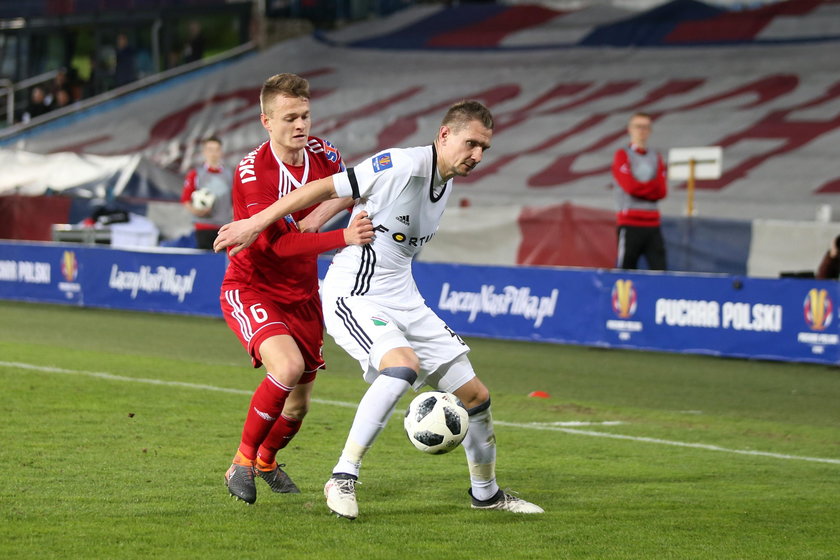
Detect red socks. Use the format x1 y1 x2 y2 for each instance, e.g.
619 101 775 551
257 414 303 465
238 374 293 460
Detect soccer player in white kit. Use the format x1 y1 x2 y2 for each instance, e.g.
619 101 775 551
214 101 544 518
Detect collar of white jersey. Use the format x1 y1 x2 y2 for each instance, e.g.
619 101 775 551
430 144 447 202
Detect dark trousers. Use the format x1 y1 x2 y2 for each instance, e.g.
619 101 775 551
617 225 666 270
195 228 220 251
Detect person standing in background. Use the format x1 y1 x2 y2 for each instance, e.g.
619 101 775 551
181 136 233 250
50 68 73 104
114 33 137 88
612 112 668 270
183 21 205 64
21 86 50 122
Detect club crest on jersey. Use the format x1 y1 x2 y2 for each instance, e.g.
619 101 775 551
324 140 339 163
372 153 393 173
371 316 389 326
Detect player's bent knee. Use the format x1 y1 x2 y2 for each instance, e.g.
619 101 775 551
452 378 490 410
380 366 418 385
258 336 307 385
377 346 420 373
261 356 305 385
270 367 305 386
466 397 491 416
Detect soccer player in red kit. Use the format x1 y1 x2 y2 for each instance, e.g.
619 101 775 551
220 73 373 504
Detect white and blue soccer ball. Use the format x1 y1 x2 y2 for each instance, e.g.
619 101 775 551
404 391 469 454
191 189 216 211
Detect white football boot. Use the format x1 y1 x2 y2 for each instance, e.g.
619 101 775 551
324 474 360 519
470 489 544 513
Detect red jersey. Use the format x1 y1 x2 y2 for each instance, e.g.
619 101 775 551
222 136 346 305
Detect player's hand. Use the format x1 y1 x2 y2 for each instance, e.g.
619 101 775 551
213 217 261 256
343 211 374 246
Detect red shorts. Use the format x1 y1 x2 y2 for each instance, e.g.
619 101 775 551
220 287 325 383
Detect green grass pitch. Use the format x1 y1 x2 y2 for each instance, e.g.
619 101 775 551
1 300 839 559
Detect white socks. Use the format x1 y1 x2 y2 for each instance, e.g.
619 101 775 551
332 373 412 477
462 405 499 501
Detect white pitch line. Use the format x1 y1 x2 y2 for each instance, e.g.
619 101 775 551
3 360 839 466
0 361 359 409
493 421 840 465
529 421 626 427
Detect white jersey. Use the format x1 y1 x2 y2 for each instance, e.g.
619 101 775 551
324 145 452 308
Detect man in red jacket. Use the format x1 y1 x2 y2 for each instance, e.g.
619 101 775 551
612 112 668 270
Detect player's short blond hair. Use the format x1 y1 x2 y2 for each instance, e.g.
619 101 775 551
441 100 494 133
260 73 310 116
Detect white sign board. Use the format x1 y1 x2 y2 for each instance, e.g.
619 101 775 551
667 146 723 181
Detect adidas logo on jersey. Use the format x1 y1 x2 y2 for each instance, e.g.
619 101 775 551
396 215 410 226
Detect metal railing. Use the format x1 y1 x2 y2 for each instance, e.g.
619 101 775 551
0 78 12 125
0 70 58 126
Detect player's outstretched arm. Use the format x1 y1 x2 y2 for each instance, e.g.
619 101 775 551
298 196 355 233
214 176 338 255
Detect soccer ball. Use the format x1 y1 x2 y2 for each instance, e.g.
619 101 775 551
404 391 469 454
191 189 216 211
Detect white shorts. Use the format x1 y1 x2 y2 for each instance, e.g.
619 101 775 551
323 294 473 391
